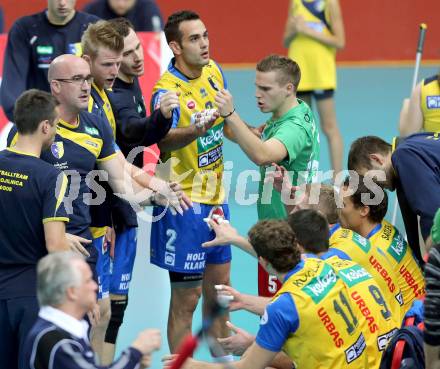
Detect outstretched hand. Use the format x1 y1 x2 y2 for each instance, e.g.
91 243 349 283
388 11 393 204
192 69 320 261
218 321 254 356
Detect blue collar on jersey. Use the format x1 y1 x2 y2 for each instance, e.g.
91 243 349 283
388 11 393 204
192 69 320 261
329 223 341 237
168 58 190 82
366 223 382 239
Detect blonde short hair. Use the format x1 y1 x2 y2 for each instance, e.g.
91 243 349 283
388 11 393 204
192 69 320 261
81 20 124 58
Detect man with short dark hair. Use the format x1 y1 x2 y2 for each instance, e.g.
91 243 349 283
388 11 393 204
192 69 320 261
23 251 162 369
0 89 69 369
84 0 163 31
348 134 440 262
0 0 98 121
215 54 320 297
339 176 425 313
149 10 231 357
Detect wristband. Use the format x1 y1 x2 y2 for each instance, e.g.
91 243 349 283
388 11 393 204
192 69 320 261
221 108 235 119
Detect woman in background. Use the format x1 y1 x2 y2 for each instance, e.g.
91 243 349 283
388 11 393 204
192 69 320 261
283 0 345 178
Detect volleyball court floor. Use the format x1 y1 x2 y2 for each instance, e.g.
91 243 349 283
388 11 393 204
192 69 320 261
116 65 437 366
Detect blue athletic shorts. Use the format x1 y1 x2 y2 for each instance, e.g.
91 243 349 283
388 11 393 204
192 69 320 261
110 227 137 295
150 203 232 274
93 236 110 299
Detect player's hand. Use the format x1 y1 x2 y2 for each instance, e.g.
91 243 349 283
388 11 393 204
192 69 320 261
105 227 116 259
265 163 298 198
218 321 254 356
215 284 245 312
132 329 161 355
202 219 237 248
66 233 91 257
159 91 180 119
215 89 235 119
192 109 219 136
169 182 192 211
162 355 194 369
140 353 152 369
249 123 265 138
148 177 188 215
87 302 100 327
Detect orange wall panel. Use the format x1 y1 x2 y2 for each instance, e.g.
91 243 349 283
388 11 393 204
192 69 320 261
2 0 440 63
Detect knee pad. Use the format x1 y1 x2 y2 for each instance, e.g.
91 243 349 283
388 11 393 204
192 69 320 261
104 297 128 344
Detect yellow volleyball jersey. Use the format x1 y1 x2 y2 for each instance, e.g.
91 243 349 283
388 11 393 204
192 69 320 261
88 84 117 238
151 60 227 204
329 225 404 321
288 0 337 91
89 84 117 138
276 258 368 369
368 220 425 312
324 256 399 369
420 75 440 132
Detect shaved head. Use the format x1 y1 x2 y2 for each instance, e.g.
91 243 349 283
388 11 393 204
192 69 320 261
48 54 90 82
49 54 92 114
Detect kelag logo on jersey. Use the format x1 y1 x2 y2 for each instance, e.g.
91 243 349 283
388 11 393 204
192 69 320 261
303 263 337 303
351 232 371 253
338 265 371 287
197 124 224 168
51 142 64 159
427 95 440 109
388 234 406 263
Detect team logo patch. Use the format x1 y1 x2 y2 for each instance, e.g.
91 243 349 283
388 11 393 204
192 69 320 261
67 42 82 56
164 252 175 266
426 95 440 109
51 142 64 159
187 100 196 109
200 88 208 98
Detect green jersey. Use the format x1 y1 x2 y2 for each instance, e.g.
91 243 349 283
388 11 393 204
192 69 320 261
257 99 320 220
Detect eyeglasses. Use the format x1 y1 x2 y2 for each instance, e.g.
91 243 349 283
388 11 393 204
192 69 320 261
54 75 94 85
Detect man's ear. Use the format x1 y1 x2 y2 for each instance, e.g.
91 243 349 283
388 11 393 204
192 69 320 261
286 82 294 96
50 80 61 95
169 41 181 56
40 119 51 135
370 153 385 166
360 205 370 219
82 54 91 65
65 285 77 302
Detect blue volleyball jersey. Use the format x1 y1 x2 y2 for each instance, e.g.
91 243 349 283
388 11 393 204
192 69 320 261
0 11 98 121
392 133 440 262
0 148 68 298
8 112 116 241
